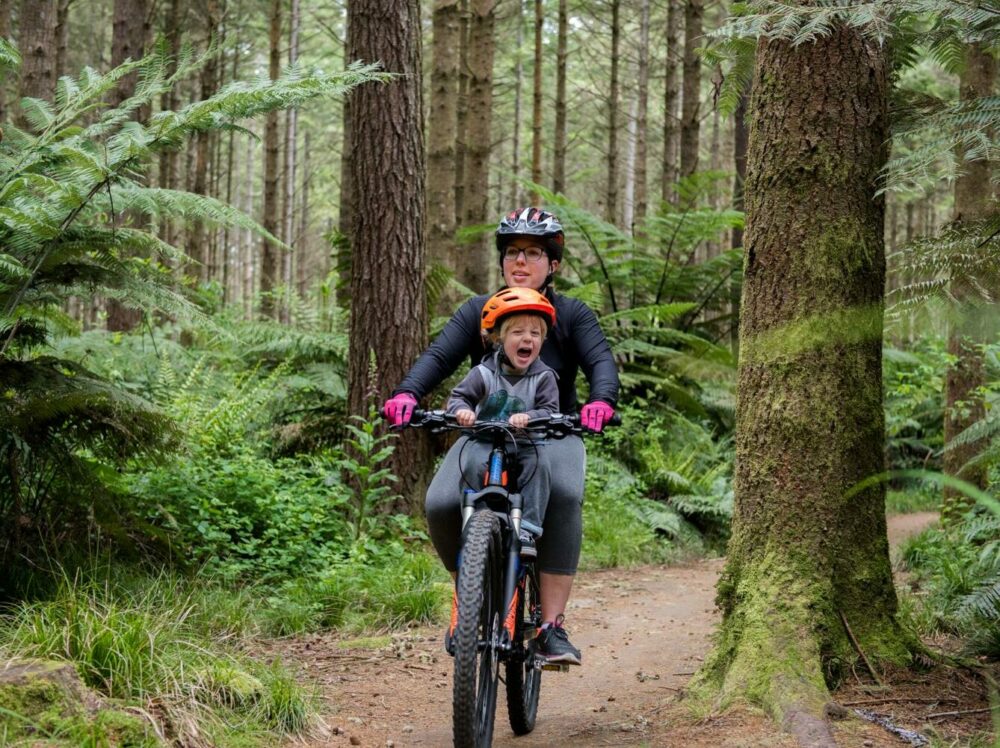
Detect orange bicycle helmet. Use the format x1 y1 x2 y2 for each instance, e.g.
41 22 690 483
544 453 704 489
480 287 556 334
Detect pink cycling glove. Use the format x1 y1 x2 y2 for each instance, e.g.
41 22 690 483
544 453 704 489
383 393 418 426
580 400 615 433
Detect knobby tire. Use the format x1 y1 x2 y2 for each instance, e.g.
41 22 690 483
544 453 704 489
505 565 542 735
453 510 502 748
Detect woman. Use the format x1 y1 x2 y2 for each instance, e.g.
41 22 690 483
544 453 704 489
383 207 619 664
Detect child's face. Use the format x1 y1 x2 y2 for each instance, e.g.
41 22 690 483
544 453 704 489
501 316 545 371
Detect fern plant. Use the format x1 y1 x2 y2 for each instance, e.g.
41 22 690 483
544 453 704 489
0 39 381 564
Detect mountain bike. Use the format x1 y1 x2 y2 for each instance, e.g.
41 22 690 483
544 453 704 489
401 409 619 748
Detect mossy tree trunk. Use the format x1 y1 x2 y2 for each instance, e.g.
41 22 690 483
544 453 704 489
941 42 996 526
693 22 913 743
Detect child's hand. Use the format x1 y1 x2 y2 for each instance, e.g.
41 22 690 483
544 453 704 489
455 409 476 426
509 413 529 428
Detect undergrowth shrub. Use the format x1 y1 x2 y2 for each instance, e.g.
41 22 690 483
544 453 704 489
898 512 1000 657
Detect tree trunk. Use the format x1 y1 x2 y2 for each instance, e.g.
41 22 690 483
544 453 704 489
347 0 432 512
679 0 703 179
552 0 568 196
260 0 282 319
459 0 495 294
0 0 9 122
623 95 637 234
729 88 748 356
604 0 621 224
297 131 312 298
661 0 680 203
692 22 911 737
633 0 650 227
54 0 71 82
511 0 524 205
337 26 354 311
942 42 996 525
529 0 543 203
243 127 256 317
427 0 461 302
18 0 57 116
188 1 219 287
105 0 150 333
280 0 300 323
158 0 183 250
454 0 470 221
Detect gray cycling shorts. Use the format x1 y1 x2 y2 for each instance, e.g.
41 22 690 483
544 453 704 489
425 435 586 575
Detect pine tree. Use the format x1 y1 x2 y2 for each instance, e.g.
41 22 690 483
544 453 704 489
692 17 913 737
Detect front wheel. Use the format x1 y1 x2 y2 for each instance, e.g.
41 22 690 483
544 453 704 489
505 565 542 734
452 510 503 748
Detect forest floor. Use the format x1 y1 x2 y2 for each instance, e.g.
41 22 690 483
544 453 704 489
272 511 997 747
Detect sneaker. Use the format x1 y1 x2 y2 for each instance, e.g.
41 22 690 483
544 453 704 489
444 589 458 656
535 614 581 665
519 531 537 560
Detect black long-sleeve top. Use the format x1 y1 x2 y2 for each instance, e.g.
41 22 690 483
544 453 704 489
395 288 620 413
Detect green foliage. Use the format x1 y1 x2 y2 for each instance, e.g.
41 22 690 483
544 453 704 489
262 548 450 635
532 182 740 425
0 569 314 745
581 403 734 567
883 340 949 474
0 51 378 565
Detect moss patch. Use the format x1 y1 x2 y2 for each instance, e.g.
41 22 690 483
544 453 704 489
0 659 161 747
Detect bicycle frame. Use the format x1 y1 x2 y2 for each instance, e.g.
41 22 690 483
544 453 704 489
459 424 529 653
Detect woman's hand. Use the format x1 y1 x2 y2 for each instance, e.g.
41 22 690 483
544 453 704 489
455 409 476 426
509 413 529 428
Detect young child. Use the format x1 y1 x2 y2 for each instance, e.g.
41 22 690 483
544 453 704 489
446 287 559 559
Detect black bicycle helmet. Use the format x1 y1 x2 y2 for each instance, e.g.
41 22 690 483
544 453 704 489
495 207 565 262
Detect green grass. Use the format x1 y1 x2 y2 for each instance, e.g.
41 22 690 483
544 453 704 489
886 486 940 514
0 569 312 747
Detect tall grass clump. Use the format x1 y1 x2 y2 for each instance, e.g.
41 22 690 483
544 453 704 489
0 570 313 743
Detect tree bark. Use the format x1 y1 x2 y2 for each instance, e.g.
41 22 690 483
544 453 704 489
604 0 621 224
347 0 432 511
729 88 748 355
661 0 680 203
454 0 470 221
529 0 543 203
338 20 354 311
633 0 650 228
692 21 911 736
280 0 301 323
158 0 184 251
427 0 461 301
0 0 9 122
297 131 312 298
679 0 703 179
188 0 219 287
459 0 495 294
511 0 524 205
54 0 71 83
260 0 282 319
942 42 996 525
105 0 151 333
18 0 57 116
552 0 568 196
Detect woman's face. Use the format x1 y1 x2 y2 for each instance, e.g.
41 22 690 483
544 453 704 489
501 236 560 291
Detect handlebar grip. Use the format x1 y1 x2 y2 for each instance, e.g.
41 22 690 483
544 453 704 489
608 413 622 427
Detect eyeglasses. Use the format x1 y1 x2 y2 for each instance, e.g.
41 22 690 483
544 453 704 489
502 246 547 263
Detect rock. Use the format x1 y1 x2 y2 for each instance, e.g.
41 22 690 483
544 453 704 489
350 736 362 746
823 702 848 720
0 659 157 745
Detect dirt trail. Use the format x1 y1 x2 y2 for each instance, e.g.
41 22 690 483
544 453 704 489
276 513 940 747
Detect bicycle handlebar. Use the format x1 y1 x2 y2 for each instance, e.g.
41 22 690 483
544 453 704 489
393 409 621 437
